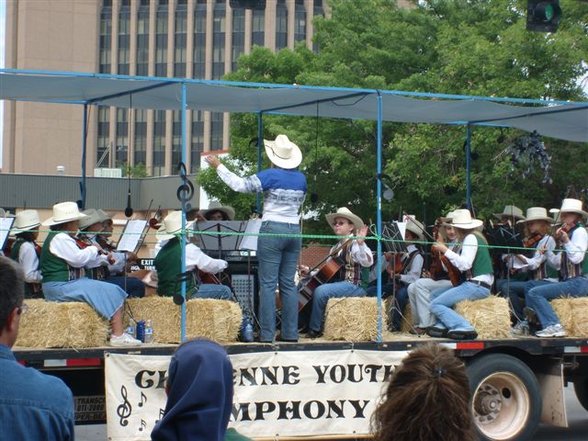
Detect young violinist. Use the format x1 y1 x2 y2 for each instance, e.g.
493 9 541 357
525 198 588 338
9 210 43 298
40 202 140 346
306 207 372 339
427 209 493 340
502 207 557 335
406 211 458 334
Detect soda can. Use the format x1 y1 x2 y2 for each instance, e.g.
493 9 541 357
136 320 145 343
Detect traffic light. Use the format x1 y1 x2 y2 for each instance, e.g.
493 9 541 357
229 0 266 9
527 0 562 32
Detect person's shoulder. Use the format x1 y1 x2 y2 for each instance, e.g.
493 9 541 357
14 362 73 404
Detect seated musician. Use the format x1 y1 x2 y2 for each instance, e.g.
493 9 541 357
428 209 493 340
406 211 458 335
9 210 43 298
366 217 424 332
490 205 526 282
78 209 145 298
202 201 235 221
40 201 140 346
500 207 557 335
153 211 231 300
306 207 372 339
526 198 588 338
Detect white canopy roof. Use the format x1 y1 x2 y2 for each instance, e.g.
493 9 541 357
1 69 587 142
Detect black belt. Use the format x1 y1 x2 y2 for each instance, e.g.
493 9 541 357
467 280 491 290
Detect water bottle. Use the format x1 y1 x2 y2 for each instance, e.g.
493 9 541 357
242 319 254 343
136 320 145 343
126 325 136 338
144 320 154 344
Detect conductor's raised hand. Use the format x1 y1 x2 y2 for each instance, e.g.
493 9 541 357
205 155 221 169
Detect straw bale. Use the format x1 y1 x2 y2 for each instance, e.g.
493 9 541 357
553 297 588 337
15 299 109 348
455 296 511 339
125 297 242 343
399 303 413 333
323 297 386 342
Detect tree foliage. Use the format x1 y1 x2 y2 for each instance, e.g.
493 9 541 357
199 0 588 233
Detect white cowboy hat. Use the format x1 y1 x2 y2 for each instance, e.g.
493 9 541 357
493 205 525 221
404 216 425 241
79 209 105 230
559 198 588 218
97 209 113 224
517 207 553 224
549 208 562 224
156 211 195 241
11 210 41 234
325 207 364 231
263 134 302 169
42 202 87 226
202 200 235 221
448 209 483 230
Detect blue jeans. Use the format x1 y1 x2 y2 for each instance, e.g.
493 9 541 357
192 283 232 300
257 221 301 341
495 279 528 321
430 282 490 331
106 275 145 298
309 281 366 332
526 276 588 327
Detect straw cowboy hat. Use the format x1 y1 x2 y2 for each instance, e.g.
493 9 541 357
517 207 553 224
156 211 195 241
448 209 483 230
558 198 588 218
493 205 525 221
97 209 113 224
79 209 105 230
42 202 87 226
201 200 235 221
11 210 41 234
263 134 302 169
404 216 425 241
325 207 364 231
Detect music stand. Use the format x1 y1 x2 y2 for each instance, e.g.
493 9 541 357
485 224 523 253
0 217 15 252
116 219 149 254
382 222 408 254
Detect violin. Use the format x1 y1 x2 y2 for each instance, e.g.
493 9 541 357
523 232 543 249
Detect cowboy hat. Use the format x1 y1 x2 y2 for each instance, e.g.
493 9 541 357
558 198 588 218
404 216 425 241
448 209 483 230
156 211 195 241
493 205 525 221
79 209 105 230
97 209 113 224
517 207 553 224
201 200 235 221
42 202 87 226
263 134 302 169
11 210 41 234
549 208 562 224
325 207 364 231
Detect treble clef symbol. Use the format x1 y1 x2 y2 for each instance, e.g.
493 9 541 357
116 385 132 426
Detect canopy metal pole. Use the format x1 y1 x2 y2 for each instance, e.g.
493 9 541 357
376 91 383 344
465 124 472 210
256 113 264 213
180 82 188 342
80 103 88 209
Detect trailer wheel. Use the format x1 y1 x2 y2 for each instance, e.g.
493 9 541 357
573 376 588 411
467 354 541 441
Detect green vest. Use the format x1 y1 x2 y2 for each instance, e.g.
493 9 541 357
40 232 73 282
471 232 493 277
154 238 195 296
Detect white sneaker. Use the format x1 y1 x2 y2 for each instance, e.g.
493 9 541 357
110 332 142 347
511 320 529 336
535 324 566 338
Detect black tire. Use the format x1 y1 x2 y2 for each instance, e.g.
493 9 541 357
467 354 542 441
573 376 588 412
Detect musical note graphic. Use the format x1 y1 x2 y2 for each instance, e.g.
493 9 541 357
139 419 147 432
138 391 147 407
116 385 132 427
155 408 166 425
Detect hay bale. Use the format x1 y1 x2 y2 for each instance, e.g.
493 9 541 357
15 299 109 348
455 296 511 339
399 303 413 333
323 297 386 342
125 297 242 343
553 298 588 337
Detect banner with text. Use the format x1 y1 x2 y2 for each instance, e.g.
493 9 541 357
105 349 408 440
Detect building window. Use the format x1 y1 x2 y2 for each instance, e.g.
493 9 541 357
252 8 264 47
294 1 306 43
276 0 287 50
191 110 204 173
174 2 187 77
134 109 147 166
153 110 166 176
97 106 110 166
172 111 182 169
212 3 226 80
137 3 150 76
118 3 130 75
116 108 129 168
155 3 168 77
193 4 206 79
210 112 223 151
99 3 112 73
232 7 245 71
313 1 324 52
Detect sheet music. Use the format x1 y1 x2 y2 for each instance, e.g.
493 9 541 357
239 219 262 251
0 218 15 251
117 220 148 253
